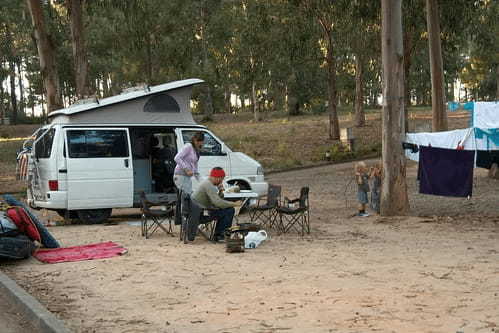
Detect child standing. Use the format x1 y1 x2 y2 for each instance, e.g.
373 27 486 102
370 163 382 214
355 161 370 217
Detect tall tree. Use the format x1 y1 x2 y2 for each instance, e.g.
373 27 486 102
26 0 63 112
299 0 343 140
380 0 409 216
349 1 380 127
426 0 447 131
4 23 18 124
8 59 18 124
354 54 365 127
67 0 91 98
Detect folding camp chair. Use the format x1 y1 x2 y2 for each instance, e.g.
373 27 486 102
276 187 310 236
248 184 281 230
178 192 218 243
140 191 175 239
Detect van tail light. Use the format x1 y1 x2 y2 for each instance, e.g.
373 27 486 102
48 180 59 191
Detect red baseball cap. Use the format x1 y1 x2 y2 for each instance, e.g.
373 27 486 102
210 168 226 178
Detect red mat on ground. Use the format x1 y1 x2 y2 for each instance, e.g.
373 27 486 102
34 241 127 264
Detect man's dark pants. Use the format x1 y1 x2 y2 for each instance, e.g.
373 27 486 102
209 207 235 238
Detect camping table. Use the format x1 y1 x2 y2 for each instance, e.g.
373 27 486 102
223 190 259 221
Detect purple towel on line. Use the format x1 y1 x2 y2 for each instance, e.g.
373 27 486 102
419 146 475 198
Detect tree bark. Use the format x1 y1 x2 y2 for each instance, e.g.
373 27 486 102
68 0 91 98
17 60 25 118
28 83 35 118
327 47 340 140
251 80 261 122
102 73 109 97
403 28 413 131
200 4 214 120
426 0 447 132
380 0 409 216
224 85 232 114
354 54 365 127
27 0 64 113
9 60 18 125
448 81 454 102
0 83 4 124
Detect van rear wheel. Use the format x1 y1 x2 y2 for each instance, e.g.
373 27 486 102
55 209 78 220
77 209 112 224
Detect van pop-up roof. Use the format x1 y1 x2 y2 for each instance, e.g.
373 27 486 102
48 78 204 125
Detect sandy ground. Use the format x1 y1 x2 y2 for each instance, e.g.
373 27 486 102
0 292 40 333
1 161 499 333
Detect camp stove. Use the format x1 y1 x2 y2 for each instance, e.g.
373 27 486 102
224 223 261 253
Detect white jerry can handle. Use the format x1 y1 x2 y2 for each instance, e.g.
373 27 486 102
244 230 268 249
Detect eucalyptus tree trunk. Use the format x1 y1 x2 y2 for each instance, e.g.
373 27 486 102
200 3 214 120
403 29 413 131
354 54 365 127
68 0 91 98
17 60 25 117
27 0 64 112
224 85 232 114
251 80 261 122
426 0 447 132
380 0 409 216
0 84 4 124
326 47 340 140
102 73 109 97
9 60 18 125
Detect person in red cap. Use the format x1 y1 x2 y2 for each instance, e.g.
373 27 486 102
191 167 241 241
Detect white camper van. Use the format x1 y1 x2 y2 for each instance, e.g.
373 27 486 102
23 79 267 223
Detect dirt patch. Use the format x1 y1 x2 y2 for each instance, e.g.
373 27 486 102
2 161 498 333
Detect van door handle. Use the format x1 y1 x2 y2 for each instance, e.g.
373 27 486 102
59 169 67 173
124 159 129 168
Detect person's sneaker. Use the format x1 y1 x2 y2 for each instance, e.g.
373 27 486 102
357 212 370 217
214 235 225 243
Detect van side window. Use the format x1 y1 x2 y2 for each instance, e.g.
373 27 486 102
67 130 129 158
35 128 55 159
182 131 222 156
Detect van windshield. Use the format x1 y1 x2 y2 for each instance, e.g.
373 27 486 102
182 130 225 156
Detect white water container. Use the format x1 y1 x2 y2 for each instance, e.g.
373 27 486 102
244 230 268 249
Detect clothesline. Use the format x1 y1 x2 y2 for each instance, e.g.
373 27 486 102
405 127 499 163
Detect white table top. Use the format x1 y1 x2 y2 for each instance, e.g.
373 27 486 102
222 190 259 199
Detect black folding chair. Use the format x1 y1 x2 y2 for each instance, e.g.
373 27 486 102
249 184 281 230
276 187 310 236
179 192 218 243
140 191 175 239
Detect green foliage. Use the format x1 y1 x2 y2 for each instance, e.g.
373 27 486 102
0 0 497 124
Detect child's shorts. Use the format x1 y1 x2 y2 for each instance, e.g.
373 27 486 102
357 190 369 204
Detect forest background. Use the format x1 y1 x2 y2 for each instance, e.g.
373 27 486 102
0 0 497 126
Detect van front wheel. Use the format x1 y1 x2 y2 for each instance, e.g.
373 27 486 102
77 209 112 224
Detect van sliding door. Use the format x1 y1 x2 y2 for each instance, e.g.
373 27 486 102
64 128 133 210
